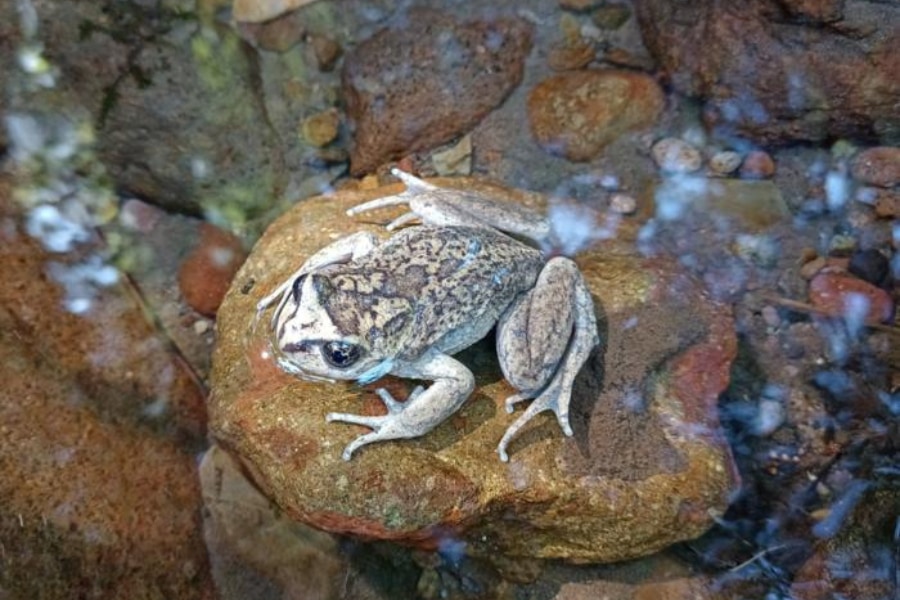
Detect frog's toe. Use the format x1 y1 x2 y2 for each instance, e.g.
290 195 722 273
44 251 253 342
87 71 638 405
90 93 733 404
498 380 574 460
326 411 385 428
340 431 386 461
504 391 533 414
374 388 405 414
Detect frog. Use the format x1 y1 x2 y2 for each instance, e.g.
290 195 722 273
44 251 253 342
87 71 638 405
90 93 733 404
257 169 599 462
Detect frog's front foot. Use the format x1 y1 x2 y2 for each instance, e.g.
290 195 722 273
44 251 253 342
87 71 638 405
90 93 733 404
326 387 424 460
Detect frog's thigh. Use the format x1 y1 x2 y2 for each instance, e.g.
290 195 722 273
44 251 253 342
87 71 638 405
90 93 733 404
496 257 578 394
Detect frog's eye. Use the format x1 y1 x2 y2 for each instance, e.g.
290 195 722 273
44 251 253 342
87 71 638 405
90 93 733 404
322 341 361 368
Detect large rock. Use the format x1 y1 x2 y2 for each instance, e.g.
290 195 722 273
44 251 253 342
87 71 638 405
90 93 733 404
633 0 900 145
210 177 739 563
0 180 213 597
341 10 532 175
0 1 286 223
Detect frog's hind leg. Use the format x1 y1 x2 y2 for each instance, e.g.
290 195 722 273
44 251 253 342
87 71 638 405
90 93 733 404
345 168 437 221
495 257 599 462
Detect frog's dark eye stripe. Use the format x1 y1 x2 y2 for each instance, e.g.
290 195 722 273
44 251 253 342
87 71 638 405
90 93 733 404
291 274 307 303
282 341 311 354
322 341 361 368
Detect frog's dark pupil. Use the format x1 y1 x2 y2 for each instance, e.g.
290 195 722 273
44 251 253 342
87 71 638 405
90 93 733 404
323 342 360 368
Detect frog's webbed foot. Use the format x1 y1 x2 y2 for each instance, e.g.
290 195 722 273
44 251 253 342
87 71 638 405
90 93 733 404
326 386 425 460
497 379 574 462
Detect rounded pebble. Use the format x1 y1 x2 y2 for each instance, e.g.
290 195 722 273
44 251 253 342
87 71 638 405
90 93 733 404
651 138 702 174
800 256 826 280
851 146 900 188
808 271 895 324
708 150 742 175
609 192 637 214
301 109 340 148
847 249 889 286
178 223 247 317
761 305 781 328
739 150 776 179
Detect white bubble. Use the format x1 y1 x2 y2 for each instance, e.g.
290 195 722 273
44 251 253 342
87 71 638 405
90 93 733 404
26 204 90 253
825 170 849 211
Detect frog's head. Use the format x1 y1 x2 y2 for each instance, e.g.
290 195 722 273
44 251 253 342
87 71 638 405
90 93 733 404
270 274 397 384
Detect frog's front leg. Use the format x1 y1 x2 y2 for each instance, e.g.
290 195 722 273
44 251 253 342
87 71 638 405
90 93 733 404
326 350 475 460
495 257 599 462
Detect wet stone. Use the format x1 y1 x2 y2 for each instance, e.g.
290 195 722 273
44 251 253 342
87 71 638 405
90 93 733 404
210 177 739 563
528 70 665 162
808 271 895 324
342 9 532 175
851 146 900 188
591 4 632 30
651 137 703 174
739 150 776 179
178 223 247 317
708 150 742 176
301 108 341 148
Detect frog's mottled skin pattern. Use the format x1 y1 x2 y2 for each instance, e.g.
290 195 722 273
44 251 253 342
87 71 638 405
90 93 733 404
309 226 544 360
258 169 599 462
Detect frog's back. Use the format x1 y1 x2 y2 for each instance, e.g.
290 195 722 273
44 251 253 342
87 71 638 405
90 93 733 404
326 225 543 356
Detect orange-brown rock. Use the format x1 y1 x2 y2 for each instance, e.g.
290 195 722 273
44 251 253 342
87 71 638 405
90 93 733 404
808 271 894 324
634 0 900 144
0 180 213 598
852 146 900 188
210 177 739 563
342 10 532 175
178 223 247 317
528 70 664 162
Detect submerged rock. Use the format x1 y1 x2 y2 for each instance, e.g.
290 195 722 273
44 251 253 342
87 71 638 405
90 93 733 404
210 177 739 563
342 10 532 175
528 70 664 162
633 0 900 144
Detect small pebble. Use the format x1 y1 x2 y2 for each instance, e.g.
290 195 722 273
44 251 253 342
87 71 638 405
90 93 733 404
358 174 381 190
609 192 637 214
193 319 211 335
558 0 604 12
800 256 826 280
827 233 856 256
808 271 895 323
178 223 247 317
309 34 342 72
740 150 776 179
754 399 785 436
301 108 340 147
591 4 631 29
431 134 472 177
651 137 702 174
547 42 595 71
708 150 742 175
761 305 781 328
851 146 900 188
874 189 900 218
847 248 889 286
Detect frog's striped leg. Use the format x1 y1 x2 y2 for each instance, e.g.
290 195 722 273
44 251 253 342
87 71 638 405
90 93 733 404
348 168 551 244
495 257 599 462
